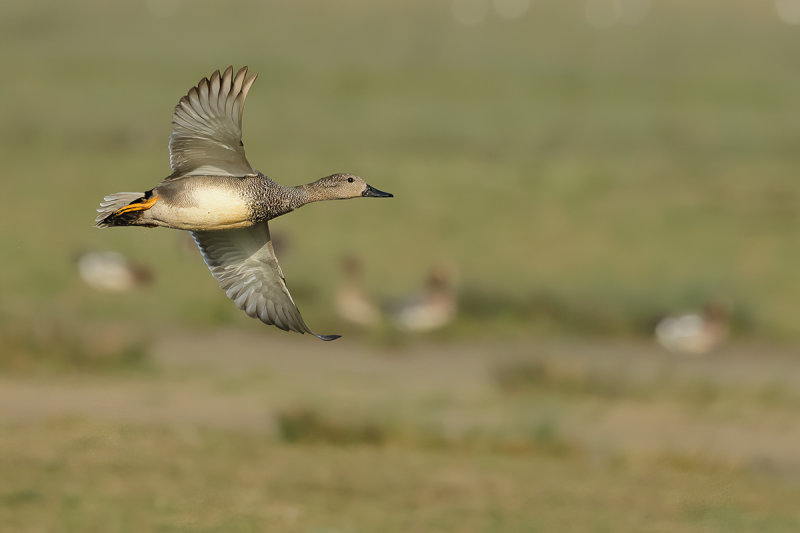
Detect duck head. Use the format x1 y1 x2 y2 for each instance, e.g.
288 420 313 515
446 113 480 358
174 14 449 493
312 173 393 200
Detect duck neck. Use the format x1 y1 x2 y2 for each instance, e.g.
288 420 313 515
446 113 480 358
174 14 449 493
278 183 326 213
285 184 312 210
256 179 328 221
252 182 307 221
295 181 330 204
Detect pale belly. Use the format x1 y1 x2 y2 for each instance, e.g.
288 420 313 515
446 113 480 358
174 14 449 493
148 185 253 231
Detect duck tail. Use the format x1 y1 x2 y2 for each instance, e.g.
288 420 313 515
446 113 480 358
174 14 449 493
95 191 156 227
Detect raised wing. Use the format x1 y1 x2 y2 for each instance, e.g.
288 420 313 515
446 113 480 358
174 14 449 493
192 223 340 341
166 66 257 180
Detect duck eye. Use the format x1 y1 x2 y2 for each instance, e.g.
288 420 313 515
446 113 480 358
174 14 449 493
347 177 354 183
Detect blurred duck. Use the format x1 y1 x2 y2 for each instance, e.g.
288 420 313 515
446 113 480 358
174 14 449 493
654 303 729 355
335 255 381 328
77 251 154 293
388 265 457 332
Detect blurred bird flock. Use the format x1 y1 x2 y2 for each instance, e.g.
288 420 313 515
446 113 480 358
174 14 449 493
4 0 800 531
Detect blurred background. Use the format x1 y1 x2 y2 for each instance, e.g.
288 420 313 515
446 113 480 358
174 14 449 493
3 0 800 530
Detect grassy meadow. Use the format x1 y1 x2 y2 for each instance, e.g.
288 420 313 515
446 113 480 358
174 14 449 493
3 0 800 531
2 0 800 336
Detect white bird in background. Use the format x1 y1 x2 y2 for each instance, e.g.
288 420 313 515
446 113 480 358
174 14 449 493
388 265 457 332
77 251 154 293
335 255 381 328
654 303 729 355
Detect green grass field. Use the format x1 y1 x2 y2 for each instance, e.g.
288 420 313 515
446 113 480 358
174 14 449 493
3 421 800 533
3 0 800 336
3 0 800 530
4 332 800 532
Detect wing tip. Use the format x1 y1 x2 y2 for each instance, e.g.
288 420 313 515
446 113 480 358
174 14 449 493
315 334 342 342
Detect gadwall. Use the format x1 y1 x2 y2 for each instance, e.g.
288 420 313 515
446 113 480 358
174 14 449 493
77 251 154 293
95 66 392 340
654 303 729 355
335 255 381 328
388 265 457 332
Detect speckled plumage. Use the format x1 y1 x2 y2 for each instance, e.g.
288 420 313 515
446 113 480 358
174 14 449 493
140 173 307 228
95 66 392 341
